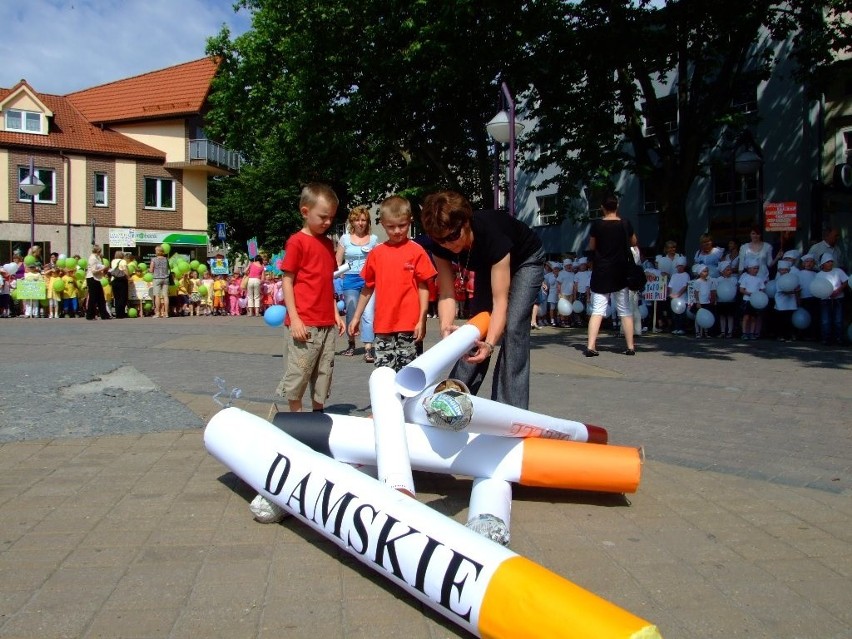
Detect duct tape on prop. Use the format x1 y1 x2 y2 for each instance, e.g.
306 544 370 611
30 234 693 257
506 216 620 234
423 384 473 431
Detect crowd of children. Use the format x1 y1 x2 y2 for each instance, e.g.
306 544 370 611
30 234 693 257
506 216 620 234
529 241 849 347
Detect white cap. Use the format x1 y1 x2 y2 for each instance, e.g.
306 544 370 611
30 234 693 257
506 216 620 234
576 257 588 265
674 255 687 267
745 258 760 269
820 253 835 266
718 260 731 271
551 261 562 269
563 259 573 266
801 253 816 263
783 250 800 260
777 260 792 271
696 263 709 274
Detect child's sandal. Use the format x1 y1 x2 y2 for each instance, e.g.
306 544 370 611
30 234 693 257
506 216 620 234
364 348 375 363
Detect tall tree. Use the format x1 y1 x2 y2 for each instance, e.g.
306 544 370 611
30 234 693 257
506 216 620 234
205 0 526 252
520 0 851 249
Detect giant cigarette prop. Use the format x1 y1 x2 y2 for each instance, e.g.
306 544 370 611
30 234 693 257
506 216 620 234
270 412 642 494
369 366 415 496
395 312 490 397
404 380 608 444
205 407 661 639
466 477 512 547
333 262 351 278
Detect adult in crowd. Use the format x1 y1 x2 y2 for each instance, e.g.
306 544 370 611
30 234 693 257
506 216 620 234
584 194 638 357
150 244 170 318
27 245 43 267
85 245 111 320
109 250 129 319
421 190 545 409
244 255 265 317
693 233 724 277
809 227 839 265
336 206 379 362
739 226 780 280
722 238 740 272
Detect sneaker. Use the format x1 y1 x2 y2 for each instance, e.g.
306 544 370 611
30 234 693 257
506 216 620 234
583 348 599 357
623 348 636 356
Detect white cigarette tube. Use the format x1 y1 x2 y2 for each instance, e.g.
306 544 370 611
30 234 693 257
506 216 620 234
395 312 490 397
270 412 642 494
369 366 415 496
466 477 512 547
403 381 608 444
333 262 351 278
205 407 660 639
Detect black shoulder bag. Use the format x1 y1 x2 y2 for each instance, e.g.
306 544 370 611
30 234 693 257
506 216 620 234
622 220 645 292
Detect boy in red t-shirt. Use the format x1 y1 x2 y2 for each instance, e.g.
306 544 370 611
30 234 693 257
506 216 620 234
349 195 437 370
280 182 345 412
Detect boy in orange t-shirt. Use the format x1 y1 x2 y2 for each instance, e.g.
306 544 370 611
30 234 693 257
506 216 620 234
349 195 437 370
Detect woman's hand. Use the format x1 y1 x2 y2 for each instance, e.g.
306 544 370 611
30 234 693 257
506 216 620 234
463 339 494 364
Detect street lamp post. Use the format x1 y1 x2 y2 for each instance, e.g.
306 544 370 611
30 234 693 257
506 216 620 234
486 82 525 217
19 157 46 249
735 148 764 231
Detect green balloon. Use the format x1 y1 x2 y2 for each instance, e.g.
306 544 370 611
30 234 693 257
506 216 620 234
102 258 109 266
100 277 109 287
196 264 207 274
75 270 85 280
138 263 148 272
52 279 65 292
24 255 36 266
77 258 87 269
143 301 153 311
127 263 136 274
190 260 200 270
178 261 190 273
128 308 138 318
161 243 171 254
198 285 208 296
143 273 153 282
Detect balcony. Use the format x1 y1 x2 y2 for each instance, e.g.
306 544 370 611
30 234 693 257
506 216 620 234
165 139 241 175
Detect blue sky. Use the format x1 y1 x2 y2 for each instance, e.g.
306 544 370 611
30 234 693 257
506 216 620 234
0 0 252 94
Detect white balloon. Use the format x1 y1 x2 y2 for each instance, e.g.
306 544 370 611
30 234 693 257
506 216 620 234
670 297 687 315
764 280 777 298
572 300 584 314
809 276 833 300
777 273 798 293
791 308 811 330
3 263 18 276
716 280 736 303
749 291 769 309
557 298 572 316
696 308 715 329
656 256 672 273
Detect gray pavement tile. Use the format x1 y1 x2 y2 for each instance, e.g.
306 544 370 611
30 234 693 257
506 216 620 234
0 604 101 639
83 607 183 639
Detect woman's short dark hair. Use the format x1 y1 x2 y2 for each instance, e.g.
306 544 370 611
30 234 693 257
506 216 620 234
420 191 473 238
602 194 619 212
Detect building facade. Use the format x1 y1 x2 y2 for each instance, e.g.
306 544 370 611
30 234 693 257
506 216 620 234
0 57 238 264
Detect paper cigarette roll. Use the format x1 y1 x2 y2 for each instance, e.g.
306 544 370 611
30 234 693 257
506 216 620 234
333 262 351 278
466 477 512 547
404 381 608 444
395 312 490 397
270 412 642 494
205 407 660 639
369 367 415 496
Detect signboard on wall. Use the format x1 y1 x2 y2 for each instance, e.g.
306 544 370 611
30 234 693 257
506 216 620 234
764 202 797 232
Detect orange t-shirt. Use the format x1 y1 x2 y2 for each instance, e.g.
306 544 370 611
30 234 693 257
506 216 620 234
361 239 437 333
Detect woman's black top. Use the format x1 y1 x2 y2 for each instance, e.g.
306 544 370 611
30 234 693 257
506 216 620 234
589 218 634 294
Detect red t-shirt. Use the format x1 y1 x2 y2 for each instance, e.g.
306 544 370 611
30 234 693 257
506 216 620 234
281 231 336 327
361 239 437 333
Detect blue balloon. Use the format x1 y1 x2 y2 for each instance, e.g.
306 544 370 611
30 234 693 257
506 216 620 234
263 305 287 327
337 300 345 311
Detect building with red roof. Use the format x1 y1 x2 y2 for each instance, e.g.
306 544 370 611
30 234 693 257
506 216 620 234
0 57 238 262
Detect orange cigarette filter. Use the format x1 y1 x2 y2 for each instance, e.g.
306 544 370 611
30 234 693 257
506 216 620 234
520 438 643 493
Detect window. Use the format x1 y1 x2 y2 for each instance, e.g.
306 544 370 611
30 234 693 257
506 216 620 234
17 167 56 203
535 194 561 226
94 172 108 207
642 180 658 214
584 185 608 219
642 95 677 137
712 165 758 206
842 129 852 163
730 75 759 114
144 177 175 210
5 109 42 133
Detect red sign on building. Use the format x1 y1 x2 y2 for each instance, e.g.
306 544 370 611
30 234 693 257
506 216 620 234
764 201 797 232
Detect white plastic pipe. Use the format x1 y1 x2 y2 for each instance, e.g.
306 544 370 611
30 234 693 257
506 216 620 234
395 312 490 397
369 366 415 496
466 477 512 547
